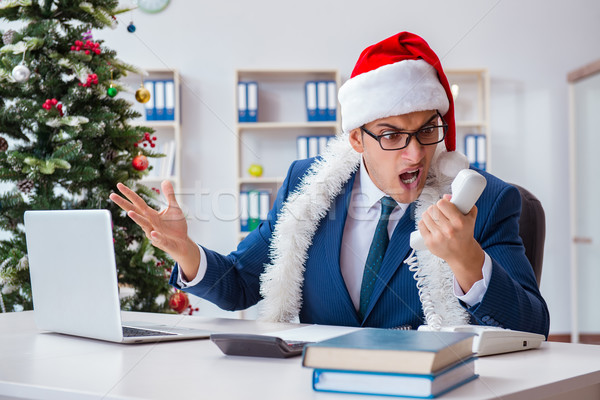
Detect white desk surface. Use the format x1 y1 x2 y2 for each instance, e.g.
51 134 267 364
1 311 599 400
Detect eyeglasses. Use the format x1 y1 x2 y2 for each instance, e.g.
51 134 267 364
360 110 448 151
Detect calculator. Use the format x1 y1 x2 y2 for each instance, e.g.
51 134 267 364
210 333 310 358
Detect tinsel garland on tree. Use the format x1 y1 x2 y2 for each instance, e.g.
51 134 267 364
0 0 174 312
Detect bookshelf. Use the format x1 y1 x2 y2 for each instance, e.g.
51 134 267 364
445 68 491 171
122 68 182 196
234 69 341 242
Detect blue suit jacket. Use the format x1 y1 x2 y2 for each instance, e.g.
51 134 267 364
171 158 550 337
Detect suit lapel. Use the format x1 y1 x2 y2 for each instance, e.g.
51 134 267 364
362 203 416 320
321 172 359 323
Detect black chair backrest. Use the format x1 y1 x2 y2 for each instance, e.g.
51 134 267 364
510 184 545 287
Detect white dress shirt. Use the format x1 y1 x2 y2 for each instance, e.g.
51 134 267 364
179 157 492 310
340 158 491 310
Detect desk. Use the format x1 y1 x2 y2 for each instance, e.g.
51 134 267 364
0 311 599 400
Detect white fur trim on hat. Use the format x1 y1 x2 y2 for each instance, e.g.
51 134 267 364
338 59 449 133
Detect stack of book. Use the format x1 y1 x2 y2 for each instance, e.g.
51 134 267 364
237 81 258 122
239 190 270 232
302 328 478 398
464 133 486 171
143 79 175 121
296 135 335 160
305 80 337 122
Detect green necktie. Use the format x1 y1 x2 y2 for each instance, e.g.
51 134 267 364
358 196 397 319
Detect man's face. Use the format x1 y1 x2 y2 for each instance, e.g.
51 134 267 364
349 110 441 204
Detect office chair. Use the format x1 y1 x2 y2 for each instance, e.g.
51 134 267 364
510 184 545 287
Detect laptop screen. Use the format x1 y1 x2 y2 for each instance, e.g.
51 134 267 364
24 210 125 342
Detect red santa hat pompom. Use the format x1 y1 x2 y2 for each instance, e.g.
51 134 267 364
338 31 456 152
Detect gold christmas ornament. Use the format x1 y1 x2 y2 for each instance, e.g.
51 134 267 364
135 84 151 103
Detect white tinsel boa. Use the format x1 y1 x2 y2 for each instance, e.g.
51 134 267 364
259 134 470 326
259 134 361 323
408 150 471 328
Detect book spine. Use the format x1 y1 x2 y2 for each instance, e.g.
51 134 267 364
259 191 270 223
308 136 318 158
476 134 486 171
318 136 329 156
154 80 165 120
316 81 327 121
297 136 308 160
465 134 477 168
239 191 249 232
326 80 337 121
247 190 260 231
144 80 155 121
164 79 175 121
305 81 318 122
311 366 478 399
237 82 247 123
246 81 258 122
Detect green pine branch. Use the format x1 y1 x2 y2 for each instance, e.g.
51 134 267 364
0 0 175 313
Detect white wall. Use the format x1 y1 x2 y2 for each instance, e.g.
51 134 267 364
97 0 600 332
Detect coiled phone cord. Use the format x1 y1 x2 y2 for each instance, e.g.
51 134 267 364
405 248 442 330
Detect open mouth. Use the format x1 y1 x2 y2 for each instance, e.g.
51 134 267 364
400 169 420 184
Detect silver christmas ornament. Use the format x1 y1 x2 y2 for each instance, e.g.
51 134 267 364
12 64 31 82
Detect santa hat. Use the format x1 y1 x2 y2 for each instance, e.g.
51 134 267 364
338 31 456 152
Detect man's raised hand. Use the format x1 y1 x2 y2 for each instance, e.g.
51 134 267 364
109 180 200 279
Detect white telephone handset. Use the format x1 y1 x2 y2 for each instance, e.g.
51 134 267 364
408 169 545 356
410 169 487 251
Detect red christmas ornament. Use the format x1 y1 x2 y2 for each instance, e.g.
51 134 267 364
70 39 101 55
134 132 157 148
79 73 99 87
42 98 64 116
132 154 149 171
169 291 190 314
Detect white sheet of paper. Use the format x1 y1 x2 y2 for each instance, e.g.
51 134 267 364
266 324 361 343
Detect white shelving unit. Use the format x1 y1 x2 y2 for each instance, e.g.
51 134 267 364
234 69 341 242
122 68 182 196
445 68 491 171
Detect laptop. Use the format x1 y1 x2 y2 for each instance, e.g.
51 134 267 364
24 209 212 343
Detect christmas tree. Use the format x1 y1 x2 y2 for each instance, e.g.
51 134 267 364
0 0 176 313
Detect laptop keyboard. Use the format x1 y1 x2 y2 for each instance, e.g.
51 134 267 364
122 326 177 337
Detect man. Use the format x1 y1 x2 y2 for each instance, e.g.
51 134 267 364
110 32 549 336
